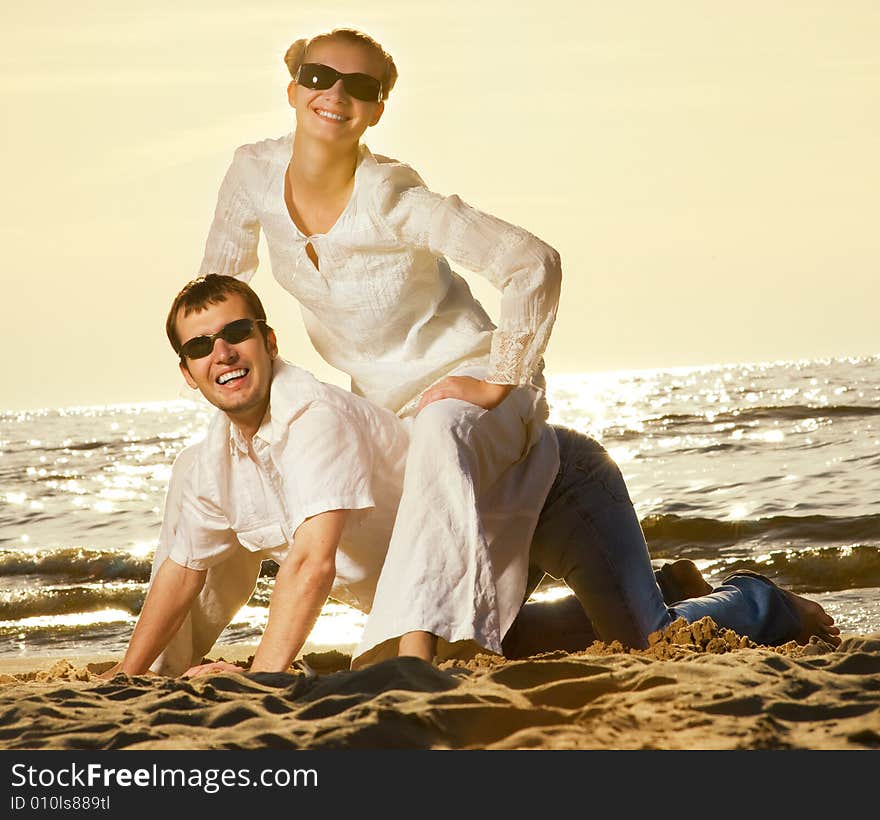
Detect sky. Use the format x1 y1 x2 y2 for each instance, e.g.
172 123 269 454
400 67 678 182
2 1 878 410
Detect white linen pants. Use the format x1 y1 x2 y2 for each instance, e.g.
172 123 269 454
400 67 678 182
351 383 559 667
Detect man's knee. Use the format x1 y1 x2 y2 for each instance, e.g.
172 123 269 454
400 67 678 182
550 425 631 504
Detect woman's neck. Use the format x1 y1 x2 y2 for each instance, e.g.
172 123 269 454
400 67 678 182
290 131 359 197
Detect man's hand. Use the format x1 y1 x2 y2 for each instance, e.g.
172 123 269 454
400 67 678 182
97 661 158 680
417 377 513 413
183 661 247 678
97 662 122 681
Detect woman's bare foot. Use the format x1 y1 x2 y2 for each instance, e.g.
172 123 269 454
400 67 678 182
398 630 438 662
782 589 842 647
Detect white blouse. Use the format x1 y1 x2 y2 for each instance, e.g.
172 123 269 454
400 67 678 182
198 133 562 417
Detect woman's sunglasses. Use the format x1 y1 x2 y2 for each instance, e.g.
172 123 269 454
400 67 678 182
179 318 267 360
295 63 383 103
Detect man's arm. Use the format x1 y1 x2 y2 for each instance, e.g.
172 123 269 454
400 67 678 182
110 557 206 676
248 509 348 673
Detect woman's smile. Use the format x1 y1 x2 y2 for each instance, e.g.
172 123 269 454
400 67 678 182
313 107 350 123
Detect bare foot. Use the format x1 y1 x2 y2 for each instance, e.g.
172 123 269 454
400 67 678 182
782 589 841 647
657 559 713 603
398 630 438 663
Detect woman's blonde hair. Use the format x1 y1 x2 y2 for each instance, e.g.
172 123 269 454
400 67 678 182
284 28 398 101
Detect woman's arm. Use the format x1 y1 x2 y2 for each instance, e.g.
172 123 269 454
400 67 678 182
427 193 562 388
198 146 262 281
375 167 563 390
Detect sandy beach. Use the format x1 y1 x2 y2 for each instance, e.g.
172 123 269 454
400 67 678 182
1 618 878 751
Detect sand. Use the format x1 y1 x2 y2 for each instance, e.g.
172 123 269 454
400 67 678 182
1 618 878 750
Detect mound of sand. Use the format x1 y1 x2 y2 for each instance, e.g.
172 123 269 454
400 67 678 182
2 619 878 750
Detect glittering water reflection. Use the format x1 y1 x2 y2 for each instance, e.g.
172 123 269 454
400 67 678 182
219 602 367 651
0 609 135 631
546 355 880 521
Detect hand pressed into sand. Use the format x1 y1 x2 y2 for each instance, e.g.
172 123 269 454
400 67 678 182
184 661 247 678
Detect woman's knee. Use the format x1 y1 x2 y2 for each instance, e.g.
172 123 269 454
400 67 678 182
410 399 482 456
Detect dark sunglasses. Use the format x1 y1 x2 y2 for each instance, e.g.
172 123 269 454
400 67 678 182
179 318 267 360
296 62 383 103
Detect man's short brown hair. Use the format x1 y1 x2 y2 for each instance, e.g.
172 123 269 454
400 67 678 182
166 274 272 359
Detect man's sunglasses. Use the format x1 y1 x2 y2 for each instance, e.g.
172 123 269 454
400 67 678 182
295 63 383 103
179 318 267 360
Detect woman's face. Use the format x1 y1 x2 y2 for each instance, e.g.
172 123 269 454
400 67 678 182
289 38 386 145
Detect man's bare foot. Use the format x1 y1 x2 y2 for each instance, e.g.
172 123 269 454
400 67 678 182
783 588 842 647
657 559 713 603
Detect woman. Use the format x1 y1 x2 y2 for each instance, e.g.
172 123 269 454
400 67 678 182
198 28 562 664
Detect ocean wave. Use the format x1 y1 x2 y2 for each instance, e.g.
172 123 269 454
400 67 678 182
647 404 880 428
0 584 146 620
0 620 134 657
0 576 275 622
642 513 880 550
0 548 280 584
0 549 153 582
700 545 880 594
24 433 184 453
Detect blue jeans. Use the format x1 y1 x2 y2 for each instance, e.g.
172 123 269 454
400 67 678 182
506 426 801 654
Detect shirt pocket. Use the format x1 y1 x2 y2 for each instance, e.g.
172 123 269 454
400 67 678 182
235 522 287 553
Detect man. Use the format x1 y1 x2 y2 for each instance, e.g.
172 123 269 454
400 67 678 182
112 274 411 676
107 276 839 678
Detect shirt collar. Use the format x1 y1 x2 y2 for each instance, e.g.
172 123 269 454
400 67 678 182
225 358 305 457
228 419 253 457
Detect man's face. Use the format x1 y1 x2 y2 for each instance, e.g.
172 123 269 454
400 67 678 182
176 294 277 424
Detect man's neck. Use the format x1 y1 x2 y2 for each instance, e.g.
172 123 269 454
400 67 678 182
227 397 270 442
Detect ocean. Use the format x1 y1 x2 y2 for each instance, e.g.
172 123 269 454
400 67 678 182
1 354 878 661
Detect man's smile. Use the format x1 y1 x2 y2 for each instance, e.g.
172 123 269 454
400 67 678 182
216 368 249 386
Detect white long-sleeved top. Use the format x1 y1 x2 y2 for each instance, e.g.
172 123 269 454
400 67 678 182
198 133 562 417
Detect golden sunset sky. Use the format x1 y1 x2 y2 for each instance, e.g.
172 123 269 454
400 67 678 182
2 1 877 409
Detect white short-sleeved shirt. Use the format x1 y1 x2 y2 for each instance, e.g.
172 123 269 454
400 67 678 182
167 359 408 612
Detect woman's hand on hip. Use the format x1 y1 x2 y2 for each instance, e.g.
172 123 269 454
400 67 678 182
417 377 513 413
